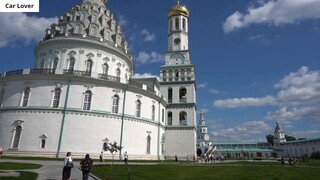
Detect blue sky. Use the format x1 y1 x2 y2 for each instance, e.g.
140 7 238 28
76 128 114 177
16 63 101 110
1 0 320 142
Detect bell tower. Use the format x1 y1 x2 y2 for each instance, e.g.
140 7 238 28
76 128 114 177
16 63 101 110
160 0 197 158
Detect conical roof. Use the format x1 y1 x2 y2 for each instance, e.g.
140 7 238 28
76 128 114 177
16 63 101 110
40 0 130 58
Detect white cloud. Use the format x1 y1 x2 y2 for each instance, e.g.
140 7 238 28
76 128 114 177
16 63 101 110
210 89 221 95
133 73 159 79
141 29 156 41
198 82 208 89
211 121 272 142
214 95 277 108
0 13 57 48
223 0 320 33
198 108 209 113
266 66 320 122
135 51 164 64
117 15 128 27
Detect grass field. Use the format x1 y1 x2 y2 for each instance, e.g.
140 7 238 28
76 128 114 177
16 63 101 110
91 161 320 180
0 162 41 180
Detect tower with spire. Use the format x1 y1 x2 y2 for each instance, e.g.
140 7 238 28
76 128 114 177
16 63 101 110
160 0 197 158
273 121 286 144
196 112 212 156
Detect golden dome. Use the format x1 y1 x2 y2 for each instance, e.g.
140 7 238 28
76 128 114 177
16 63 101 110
101 0 107 3
168 1 189 18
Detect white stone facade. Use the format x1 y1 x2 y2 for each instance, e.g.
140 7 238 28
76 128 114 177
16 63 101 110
0 0 194 160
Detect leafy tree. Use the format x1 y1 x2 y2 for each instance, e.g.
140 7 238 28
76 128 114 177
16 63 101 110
285 135 296 141
103 141 123 164
265 134 274 145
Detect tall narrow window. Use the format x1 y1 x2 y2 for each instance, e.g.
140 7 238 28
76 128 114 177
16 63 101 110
112 95 119 113
179 111 187 125
136 100 141 117
146 135 151 154
80 13 85 21
91 14 97 22
169 19 173 31
168 88 172 103
53 58 59 69
12 125 22 149
0 88 5 107
41 139 46 148
175 17 179 30
52 88 61 108
168 112 172 125
22 87 31 107
103 63 109 75
162 109 164 123
68 58 75 72
116 68 121 78
83 90 92 110
183 18 186 31
151 105 155 121
179 87 187 103
89 27 96 36
86 60 93 75
74 24 80 34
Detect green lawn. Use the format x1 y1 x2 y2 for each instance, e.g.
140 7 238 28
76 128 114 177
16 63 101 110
0 171 38 180
91 162 320 180
0 162 41 180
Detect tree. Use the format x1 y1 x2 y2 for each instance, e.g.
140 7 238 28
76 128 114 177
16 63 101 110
266 134 274 145
103 141 123 164
285 135 296 141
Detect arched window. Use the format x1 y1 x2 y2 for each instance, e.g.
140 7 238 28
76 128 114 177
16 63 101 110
151 105 155 121
39 134 47 149
83 90 92 110
91 14 97 22
175 17 179 30
52 88 61 108
116 68 121 78
168 70 173 81
136 99 141 117
179 111 187 125
89 26 96 36
168 88 172 103
169 19 173 32
74 24 81 34
103 63 109 75
12 125 22 149
179 87 187 103
86 60 93 75
53 58 59 69
80 13 85 21
112 95 119 113
168 112 172 125
22 87 31 107
146 135 151 154
0 88 5 107
68 58 75 72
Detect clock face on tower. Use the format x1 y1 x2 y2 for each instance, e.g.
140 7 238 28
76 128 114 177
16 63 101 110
174 38 181 45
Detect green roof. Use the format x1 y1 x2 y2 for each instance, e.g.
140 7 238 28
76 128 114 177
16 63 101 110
214 148 274 152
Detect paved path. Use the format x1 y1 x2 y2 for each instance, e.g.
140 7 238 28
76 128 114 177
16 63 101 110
0 159 99 180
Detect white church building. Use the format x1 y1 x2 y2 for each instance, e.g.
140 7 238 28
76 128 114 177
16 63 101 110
0 0 197 160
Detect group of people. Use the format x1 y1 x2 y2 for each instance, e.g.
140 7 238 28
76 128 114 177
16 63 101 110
62 151 129 180
280 155 297 166
62 152 93 180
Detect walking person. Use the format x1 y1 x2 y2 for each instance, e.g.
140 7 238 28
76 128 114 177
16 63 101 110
124 151 128 165
99 151 103 163
62 152 73 180
80 154 93 180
